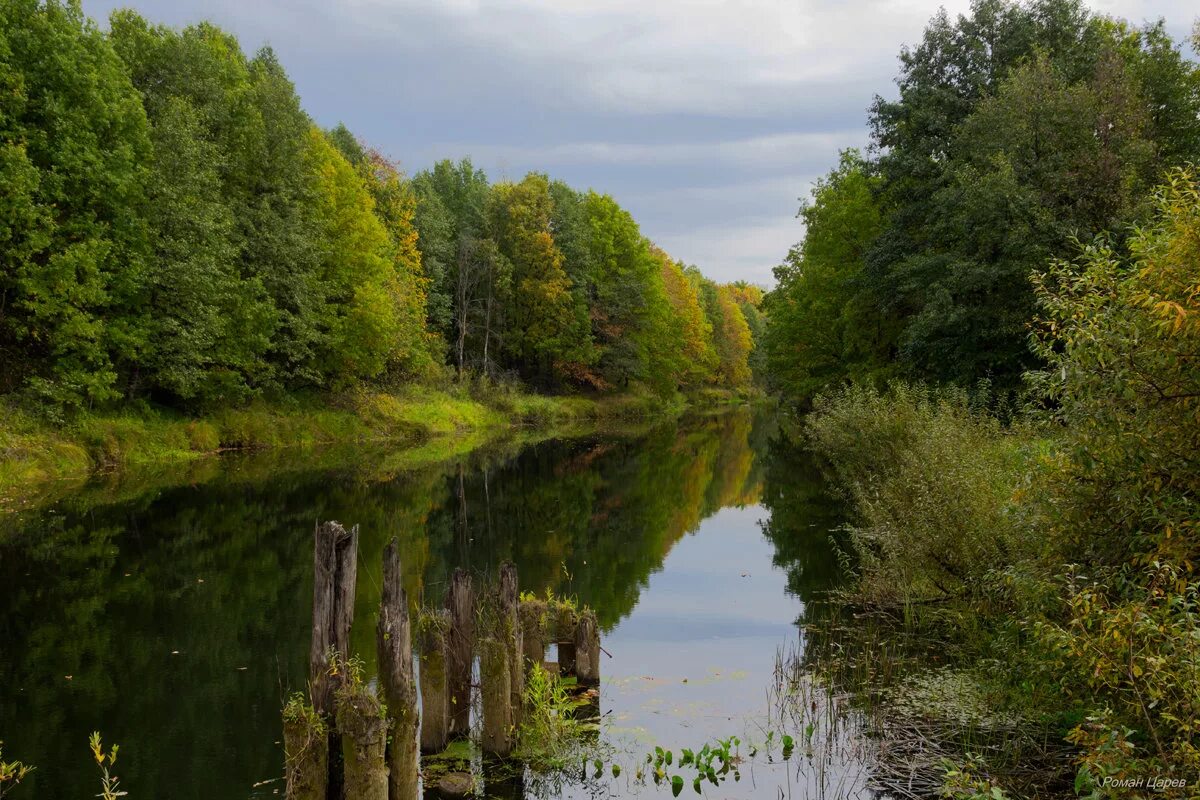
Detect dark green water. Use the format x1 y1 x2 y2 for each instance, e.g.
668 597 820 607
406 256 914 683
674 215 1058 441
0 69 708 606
0 409 862 799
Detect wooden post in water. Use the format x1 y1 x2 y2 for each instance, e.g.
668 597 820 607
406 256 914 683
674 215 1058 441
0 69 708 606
498 562 524 725
377 538 418 800
575 608 600 687
336 685 388 800
283 701 328 800
479 635 513 756
554 602 578 678
445 567 474 737
418 609 451 753
310 521 359 715
518 598 548 675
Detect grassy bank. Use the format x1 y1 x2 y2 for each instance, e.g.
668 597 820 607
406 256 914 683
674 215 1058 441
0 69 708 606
0 382 708 509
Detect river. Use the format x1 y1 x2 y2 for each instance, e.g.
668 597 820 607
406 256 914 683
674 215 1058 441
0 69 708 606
0 408 880 799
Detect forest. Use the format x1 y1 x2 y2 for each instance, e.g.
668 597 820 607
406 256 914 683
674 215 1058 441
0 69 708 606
3 0 1200 796
760 0 1200 792
0 0 761 421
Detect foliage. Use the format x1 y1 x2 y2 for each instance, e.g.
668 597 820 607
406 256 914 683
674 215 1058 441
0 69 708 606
0 743 33 799
767 0 1200 401
1 4 756 418
806 383 1032 604
90 732 125 800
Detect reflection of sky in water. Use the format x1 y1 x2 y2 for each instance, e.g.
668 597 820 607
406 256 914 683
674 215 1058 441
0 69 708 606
553 504 873 800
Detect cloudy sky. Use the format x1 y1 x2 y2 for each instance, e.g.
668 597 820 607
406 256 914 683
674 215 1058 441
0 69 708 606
82 0 1192 286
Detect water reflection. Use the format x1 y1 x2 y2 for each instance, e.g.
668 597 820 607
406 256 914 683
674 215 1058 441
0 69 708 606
2 408 851 799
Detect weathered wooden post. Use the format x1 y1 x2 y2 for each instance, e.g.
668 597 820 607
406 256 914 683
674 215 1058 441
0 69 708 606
575 608 600 687
498 562 524 725
283 698 328 800
337 683 388 800
554 602 578 678
445 567 474 737
310 521 359 715
378 538 418 800
519 597 548 675
479 635 513 756
419 609 451 753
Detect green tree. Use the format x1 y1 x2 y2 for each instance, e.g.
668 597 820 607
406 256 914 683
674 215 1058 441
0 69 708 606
764 151 887 401
0 0 151 409
490 174 594 385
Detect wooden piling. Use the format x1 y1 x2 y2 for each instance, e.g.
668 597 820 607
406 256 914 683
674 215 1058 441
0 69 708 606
336 684 388 800
310 521 359 715
418 609 451 753
554 602 578 677
378 538 418 800
575 609 600 687
445 568 474 737
498 562 524 725
518 598 548 675
283 698 328 800
479 636 513 756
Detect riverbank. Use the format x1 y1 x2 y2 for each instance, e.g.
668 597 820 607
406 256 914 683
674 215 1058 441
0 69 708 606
0 384 754 510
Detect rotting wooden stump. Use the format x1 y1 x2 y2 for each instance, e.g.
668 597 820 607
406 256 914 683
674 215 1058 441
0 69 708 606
518 598 548 675
310 520 359 715
479 636 513 756
283 699 328 800
445 567 474 738
419 608 452 753
575 608 600 687
378 537 418 800
337 683 388 800
498 562 524 726
553 602 578 677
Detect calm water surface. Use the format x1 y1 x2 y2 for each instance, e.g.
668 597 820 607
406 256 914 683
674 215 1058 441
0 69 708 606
0 409 874 799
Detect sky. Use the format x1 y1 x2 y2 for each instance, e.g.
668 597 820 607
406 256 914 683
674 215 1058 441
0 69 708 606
81 0 1193 287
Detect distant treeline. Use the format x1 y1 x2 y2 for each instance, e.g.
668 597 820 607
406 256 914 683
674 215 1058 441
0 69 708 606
0 1 763 413
763 0 1200 402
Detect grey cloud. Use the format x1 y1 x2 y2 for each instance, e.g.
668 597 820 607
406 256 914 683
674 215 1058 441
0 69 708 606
82 0 1194 285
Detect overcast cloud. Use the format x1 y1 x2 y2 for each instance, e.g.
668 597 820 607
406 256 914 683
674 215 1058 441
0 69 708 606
82 0 1193 286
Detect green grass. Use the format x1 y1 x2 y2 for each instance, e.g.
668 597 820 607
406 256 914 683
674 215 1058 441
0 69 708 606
0 382 698 510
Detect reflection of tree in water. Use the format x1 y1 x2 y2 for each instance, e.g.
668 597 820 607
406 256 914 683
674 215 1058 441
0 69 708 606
0 408 769 799
758 426 849 618
424 407 769 629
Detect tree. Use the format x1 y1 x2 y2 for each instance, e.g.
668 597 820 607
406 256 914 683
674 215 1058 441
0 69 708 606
763 152 887 402
656 249 716 388
302 127 405 386
0 0 152 409
490 174 594 385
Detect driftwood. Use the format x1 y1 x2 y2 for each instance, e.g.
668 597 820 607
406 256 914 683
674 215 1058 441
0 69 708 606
310 521 359 715
378 538 418 800
445 568 474 737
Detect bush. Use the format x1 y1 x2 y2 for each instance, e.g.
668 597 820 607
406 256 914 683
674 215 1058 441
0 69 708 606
805 383 1034 604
